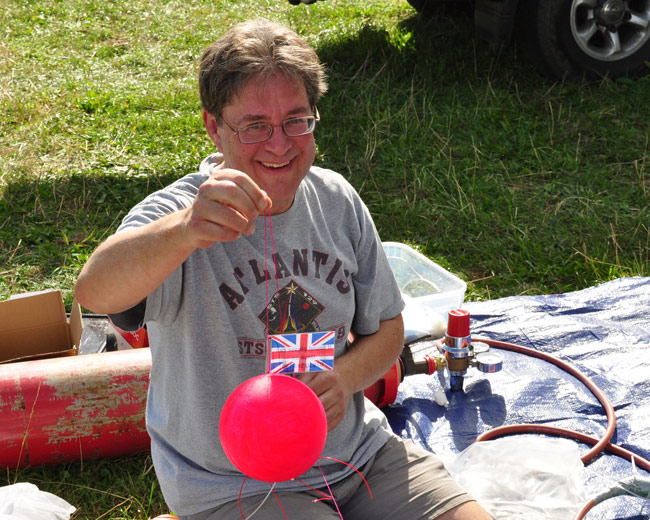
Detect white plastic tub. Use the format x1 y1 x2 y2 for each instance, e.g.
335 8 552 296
382 242 467 335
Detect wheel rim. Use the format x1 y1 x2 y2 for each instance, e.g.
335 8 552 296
571 0 650 61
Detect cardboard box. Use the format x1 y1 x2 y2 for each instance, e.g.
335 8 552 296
0 289 83 364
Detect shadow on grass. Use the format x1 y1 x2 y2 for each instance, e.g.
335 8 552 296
2 11 647 302
316 3 536 90
0 169 183 299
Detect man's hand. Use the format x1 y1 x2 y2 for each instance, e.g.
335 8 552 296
297 315 404 432
299 370 353 432
75 165 271 315
183 167 272 249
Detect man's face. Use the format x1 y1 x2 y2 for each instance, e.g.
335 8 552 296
205 74 317 215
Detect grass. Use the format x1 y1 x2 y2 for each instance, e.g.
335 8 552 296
1 0 649 517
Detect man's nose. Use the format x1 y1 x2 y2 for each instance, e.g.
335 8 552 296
264 126 292 155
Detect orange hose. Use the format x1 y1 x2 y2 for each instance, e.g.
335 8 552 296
472 337 650 519
574 500 596 519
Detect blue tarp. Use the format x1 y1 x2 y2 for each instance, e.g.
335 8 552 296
385 277 650 519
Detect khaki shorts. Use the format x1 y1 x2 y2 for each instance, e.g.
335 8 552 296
182 436 474 520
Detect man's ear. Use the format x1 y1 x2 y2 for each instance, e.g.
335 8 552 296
203 109 221 149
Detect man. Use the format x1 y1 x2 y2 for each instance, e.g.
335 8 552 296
75 18 492 520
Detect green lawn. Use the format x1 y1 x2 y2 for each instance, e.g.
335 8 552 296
2 0 649 517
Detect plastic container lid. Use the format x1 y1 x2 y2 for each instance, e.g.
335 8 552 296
382 242 467 330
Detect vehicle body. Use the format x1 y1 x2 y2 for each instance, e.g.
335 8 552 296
417 0 650 79
288 0 650 79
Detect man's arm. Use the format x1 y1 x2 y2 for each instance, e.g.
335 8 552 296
75 168 271 314
300 313 404 431
75 211 196 314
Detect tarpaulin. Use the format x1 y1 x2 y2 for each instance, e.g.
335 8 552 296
385 277 650 519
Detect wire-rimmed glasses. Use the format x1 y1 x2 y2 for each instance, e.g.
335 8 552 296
221 108 320 144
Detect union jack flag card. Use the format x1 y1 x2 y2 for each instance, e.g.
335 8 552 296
268 331 336 374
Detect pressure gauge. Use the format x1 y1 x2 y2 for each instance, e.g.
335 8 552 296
472 341 490 355
475 352 503 373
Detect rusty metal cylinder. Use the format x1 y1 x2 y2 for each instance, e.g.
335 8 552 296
0 349 151 469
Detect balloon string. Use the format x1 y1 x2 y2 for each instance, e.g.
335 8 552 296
267 211 284 331
264 209 287 373
319 457 373 500
238 478 248 518
264 210 271 373
273 487 289 520
294 478 332 499
318 462 344 520
267 210 280 296
237 458 372 519
238 480 286 520
295 456 374 505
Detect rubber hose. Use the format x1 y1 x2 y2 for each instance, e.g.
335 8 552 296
472 337 650 520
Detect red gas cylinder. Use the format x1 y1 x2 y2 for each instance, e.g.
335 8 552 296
363 360 402 408
0 348 152 469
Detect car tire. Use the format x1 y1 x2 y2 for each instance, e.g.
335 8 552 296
517 0 650 79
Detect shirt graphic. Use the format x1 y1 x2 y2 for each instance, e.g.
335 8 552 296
258 279 323 333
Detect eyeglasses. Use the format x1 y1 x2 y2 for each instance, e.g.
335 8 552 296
221 108 320 144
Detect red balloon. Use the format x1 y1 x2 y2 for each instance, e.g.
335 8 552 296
219 374 328 482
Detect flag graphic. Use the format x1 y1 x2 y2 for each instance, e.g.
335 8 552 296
269 331 336 374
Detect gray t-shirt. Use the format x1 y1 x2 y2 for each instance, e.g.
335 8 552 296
116 154 404 515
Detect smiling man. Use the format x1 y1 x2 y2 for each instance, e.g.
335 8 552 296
203 74 316 215
75 19 492 520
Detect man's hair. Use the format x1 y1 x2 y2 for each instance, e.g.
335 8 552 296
199 19 328 120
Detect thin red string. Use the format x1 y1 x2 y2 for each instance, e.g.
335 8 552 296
250 212 373 519
267 210 284 331
238 478 248 519
272 488 289 520
319 457 373 500
264 209 287 373
318 462 344 519
264 211 271 373
267 210 281 298
294 478 332 499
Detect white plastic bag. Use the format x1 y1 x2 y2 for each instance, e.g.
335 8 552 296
0 483 76 520
446 437 586 520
